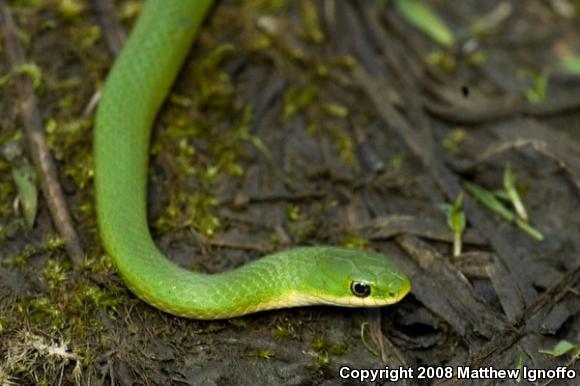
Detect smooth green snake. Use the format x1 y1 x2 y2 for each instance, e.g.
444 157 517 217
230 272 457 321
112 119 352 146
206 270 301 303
94 0 411 319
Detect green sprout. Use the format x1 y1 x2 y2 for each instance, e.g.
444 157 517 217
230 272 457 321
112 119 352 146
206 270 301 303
440 193 466 257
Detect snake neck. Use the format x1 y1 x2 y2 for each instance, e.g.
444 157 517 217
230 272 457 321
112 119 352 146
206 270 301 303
112 244 307 319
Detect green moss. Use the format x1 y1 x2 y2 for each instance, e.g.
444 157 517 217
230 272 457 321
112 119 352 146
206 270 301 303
45 118 94 190
194 44 236 108
10 252 122 340
467 51 486 66
442 129 467 156
118 1 142 21
300 0 325 44
228 319 250 330
79 254 115 276
310 335 348 368
286 204 301 222
332 55 358 70
11 0 45 8
310 336 349 368
72 24 102 48
341 234 370 249
0 174 17 219
242 0 287 12
0 219 22 243
328 342 348 356
283 85 318 121
322 103 349 118
426 49 456 72
155 192 221 236
328 125 357 167
246 34 272 52
19 297 66 330
312 352 330 369
43 259 71 292
0 63 43 90
73 283 122 317
388 155 403 170
2 237 65 268
273 323 296 340
74 346 95 367
57 0 85 19
311 336 327 351
151 48 265 238
245 349 274 360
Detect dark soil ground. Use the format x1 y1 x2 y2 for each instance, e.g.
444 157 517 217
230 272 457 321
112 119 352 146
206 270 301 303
1 0 580 385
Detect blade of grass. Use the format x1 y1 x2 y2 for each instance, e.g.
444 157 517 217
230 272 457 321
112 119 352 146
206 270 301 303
394 0 455 48
463 181 543 241
463 181 514 222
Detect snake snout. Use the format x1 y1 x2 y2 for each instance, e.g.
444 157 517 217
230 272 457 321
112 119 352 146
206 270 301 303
375 266 412 303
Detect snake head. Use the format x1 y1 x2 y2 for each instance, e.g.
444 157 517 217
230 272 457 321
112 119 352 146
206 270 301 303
297 247 411 308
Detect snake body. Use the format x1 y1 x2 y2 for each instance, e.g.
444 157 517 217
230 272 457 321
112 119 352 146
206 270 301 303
94 0 411 319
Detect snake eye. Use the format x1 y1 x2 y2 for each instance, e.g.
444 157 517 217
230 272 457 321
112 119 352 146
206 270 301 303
350 281 371 298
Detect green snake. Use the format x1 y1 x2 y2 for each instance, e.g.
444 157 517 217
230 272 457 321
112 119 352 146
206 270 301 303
94 0 411 319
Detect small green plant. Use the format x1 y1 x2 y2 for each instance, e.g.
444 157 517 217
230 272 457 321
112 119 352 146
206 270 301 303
440 193 466 257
